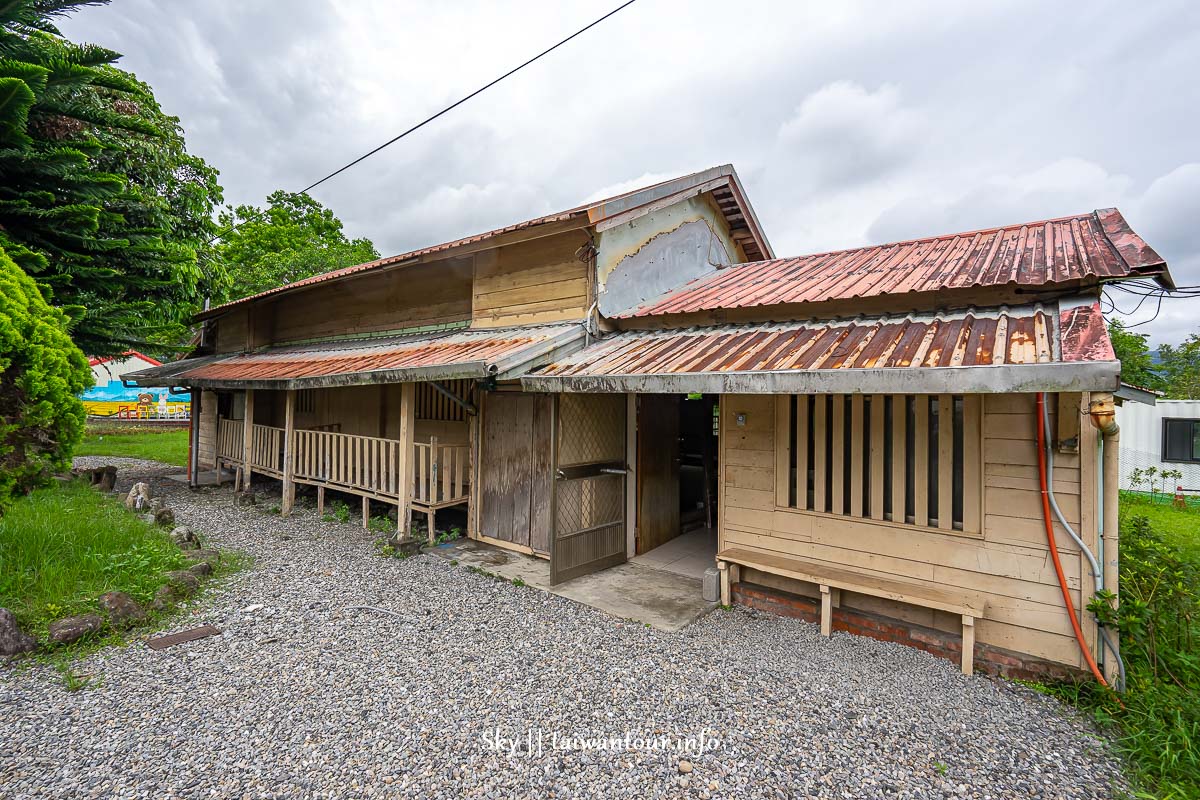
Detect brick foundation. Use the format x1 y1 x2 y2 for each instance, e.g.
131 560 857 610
731 582 1085 682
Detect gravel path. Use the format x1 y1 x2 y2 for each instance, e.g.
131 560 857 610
0 458 1125 799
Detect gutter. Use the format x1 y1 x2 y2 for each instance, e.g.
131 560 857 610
522 361 1121 395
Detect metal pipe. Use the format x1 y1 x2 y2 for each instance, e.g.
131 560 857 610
1092 392 1123 688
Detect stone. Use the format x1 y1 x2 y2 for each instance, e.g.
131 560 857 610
97 591 147 628
187 561 213 577
150 586 173 613
162 570 201 598
170 526 199 548
181 548 221 566
678 760 694 774
153 507 175 527
47 614 104 645
233 490 256 507
125 482 152 510
74 465 118 492
385 535 423 556
0 608 37 656
149 498 164 513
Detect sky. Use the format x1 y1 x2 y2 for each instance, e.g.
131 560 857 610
61 0 1200 344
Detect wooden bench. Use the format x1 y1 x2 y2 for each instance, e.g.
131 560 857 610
716 548 986 675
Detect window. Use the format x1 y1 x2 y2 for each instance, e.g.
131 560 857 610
297 389 317 414
1163 418 1200 463
780 393 982 534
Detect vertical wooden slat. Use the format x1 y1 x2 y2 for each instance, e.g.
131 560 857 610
913 397 929 527
890 397 906 524
870 394 885 521
830 396 845 515
241 389 255 491
431 436 441 504
281 390 296 515
812 395 827 513
396 382 414 532
454 445 465 500
795 395 809 511
849 395 864 517
938 394 953 530
774 396 792 508
963 395 982 534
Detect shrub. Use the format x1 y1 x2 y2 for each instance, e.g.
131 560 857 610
0 248 91 513
1086 513 1200 796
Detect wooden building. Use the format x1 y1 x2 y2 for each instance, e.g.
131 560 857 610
129 165 1173 682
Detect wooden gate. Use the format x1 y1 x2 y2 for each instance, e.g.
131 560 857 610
479 392 553 553
550 393 628 585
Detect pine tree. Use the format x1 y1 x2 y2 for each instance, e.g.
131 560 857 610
0 0 223 357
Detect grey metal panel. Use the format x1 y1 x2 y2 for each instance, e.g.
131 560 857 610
523 362 1121 396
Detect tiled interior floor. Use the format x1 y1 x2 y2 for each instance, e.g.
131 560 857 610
631 527 718 579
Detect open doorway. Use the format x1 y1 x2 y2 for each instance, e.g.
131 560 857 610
632 393 719 579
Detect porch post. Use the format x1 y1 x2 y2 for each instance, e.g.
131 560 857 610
281 389 296 515
396 382 415 534
241 388 255 492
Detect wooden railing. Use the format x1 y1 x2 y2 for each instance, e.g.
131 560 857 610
249 424 285 476
217 418 243 462
412 437 470 508
293 429 404 498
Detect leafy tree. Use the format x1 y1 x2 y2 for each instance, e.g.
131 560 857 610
0 245 91 514
1107 319 1165 392
1159 333 1200 399
215 190 379 302
0 0 223 357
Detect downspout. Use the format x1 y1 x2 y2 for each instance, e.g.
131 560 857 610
1089 394 1125 689
1035 393 1111 688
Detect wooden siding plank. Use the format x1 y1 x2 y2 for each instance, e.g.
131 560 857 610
775 396 791 508
812 397 827 513
913 397 929 527
870 394 885 521
830 397 845 515
795 395 809 512
850 395 864 517
938 394 953 530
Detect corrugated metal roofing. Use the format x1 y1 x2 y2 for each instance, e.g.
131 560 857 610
197 165 771 321
524 300 1119 395
620 208 1170 319
126 324 584 389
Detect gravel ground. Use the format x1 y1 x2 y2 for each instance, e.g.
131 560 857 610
0 458 1126 799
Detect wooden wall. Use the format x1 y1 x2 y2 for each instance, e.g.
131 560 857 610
472 230 591 328
253 385 468 446
272 260 472 343
196 390 218 469
719 392 1101 668
214 308 248 353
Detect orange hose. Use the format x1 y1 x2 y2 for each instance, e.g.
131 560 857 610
1036 393 1109 688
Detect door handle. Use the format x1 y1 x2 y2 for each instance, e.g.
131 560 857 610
600 467 628 475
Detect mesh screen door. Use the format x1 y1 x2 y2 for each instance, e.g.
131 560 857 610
550 393 628 585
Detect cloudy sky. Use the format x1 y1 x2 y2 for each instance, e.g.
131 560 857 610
62 0 1200 344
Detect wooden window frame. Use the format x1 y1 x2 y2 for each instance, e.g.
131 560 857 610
774 393 984 538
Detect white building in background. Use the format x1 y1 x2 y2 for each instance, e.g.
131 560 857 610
1116 399 1200 491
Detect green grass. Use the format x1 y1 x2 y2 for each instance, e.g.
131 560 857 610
75 427 189 467
1120 491 1200 563
0 480 188 638
1058 494 1200 799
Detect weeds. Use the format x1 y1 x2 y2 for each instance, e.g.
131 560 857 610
1061 501 1200 798
323 499 351 524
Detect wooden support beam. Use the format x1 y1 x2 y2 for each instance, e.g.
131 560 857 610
430 380 477 415
913 397 929 527
850 395 864 516
281 389 296 516
961 615 976 676
241 389 255 492
891 395 905 524
718 560 730 607
795 395 809 511
963 395 982 534
869 394 885 520
830 397 845 515
396 382 415 534
812 397 827 513
819 584 832 637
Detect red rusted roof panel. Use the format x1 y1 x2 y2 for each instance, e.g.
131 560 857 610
536 302 1113 379
178 325 578 382
621 208 1169 318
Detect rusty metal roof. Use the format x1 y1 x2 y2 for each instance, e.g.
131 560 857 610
619 208 1170 319
126 324 585 390
197 165 771 322
523 300 1119 395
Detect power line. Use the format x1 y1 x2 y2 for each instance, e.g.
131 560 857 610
205 0 640 248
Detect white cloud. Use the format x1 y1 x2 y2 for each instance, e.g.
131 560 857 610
777 81 925 189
